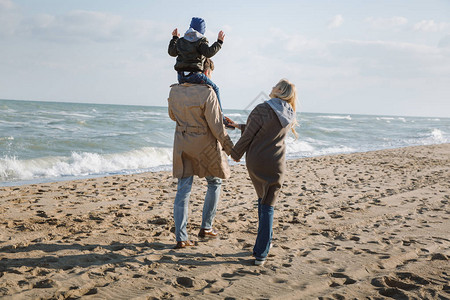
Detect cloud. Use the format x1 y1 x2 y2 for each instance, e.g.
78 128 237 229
365 16 408 29
0 0 19 36
27 10 125 42
328 15 343 29
439 35 450 48
253 27 450 84
413 20 450 32
0 8 170 44
328 39 450 79
0 0 13 10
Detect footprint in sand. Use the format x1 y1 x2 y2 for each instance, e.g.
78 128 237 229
371 271 432 298
329 272 357 286
33 279 58 288
202 279 230 294
176 276 195 288
272 278 288 284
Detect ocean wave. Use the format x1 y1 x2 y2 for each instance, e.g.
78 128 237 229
430 129 447 143
129 111 165 116
376 117 407 123
315 126 348 133
396 128 448 147
286 138 315 153
286 144 356 158
0 147 173 183
56 111 95 118
0 136 14 141
319 115 352 120
225 113 246 117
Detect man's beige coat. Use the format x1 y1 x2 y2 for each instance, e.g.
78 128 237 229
168 83 233 179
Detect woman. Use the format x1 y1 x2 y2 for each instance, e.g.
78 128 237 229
230 79 297 266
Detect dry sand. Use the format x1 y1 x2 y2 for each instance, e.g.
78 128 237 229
0 144 449 299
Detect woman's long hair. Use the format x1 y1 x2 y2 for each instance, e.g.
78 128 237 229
269 78 298 138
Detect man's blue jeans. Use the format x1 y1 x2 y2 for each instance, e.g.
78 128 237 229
253 198 274 260
173 176 222 242
178 72 223 111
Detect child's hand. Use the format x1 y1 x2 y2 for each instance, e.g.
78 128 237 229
172 28 180 37
218 30 225 42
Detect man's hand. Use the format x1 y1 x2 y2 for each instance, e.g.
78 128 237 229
224 116 237 127
224 117 242 130
218 30 225 42
172 28 180 37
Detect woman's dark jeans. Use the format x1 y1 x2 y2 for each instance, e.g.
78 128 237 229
253 198 274 260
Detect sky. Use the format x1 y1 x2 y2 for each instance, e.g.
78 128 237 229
0 0 449 117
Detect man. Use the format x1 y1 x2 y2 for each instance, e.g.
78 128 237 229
168 58 234 249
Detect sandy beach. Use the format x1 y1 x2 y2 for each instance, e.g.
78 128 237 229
0 144 449 299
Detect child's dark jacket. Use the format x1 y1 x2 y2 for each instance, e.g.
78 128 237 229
168 29 222 72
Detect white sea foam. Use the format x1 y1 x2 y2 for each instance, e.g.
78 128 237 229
57 111 95 118
430 129 446 143
376 117 407 123
286 138 315 153
316 146 356 156
129 111 165 117
376 117 395 123
0 147 173 182
316 126 346 133
319 115 352 120
0 136 14 141
225 113 246 117
285 137 355 157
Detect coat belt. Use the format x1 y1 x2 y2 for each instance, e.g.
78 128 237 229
176 125 207 134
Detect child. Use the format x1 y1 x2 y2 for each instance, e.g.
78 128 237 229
168 17 233 128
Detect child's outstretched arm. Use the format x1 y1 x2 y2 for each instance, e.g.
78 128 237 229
218 30 225 42
198 30 225 58
168 28 179 57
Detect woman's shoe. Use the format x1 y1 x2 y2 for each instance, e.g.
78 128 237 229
254 259 266 266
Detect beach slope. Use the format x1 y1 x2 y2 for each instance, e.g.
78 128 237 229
1 144 449 299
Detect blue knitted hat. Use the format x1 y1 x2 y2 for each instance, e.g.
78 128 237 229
190 17 206 35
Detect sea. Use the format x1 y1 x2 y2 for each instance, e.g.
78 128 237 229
1 99 449 187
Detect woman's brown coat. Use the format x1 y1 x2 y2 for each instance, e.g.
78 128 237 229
231 102 292 206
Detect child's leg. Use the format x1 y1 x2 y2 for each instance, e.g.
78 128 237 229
177 72 232 127
178 71 203 85
179 72 223 111
200 76 223 112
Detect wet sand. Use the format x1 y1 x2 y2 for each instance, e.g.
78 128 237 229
0 144 449 299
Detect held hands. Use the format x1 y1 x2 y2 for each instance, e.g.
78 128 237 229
172 28 180 37
218 30 225 42
224 116 239 129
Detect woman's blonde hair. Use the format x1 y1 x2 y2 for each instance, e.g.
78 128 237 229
269 78 298 138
